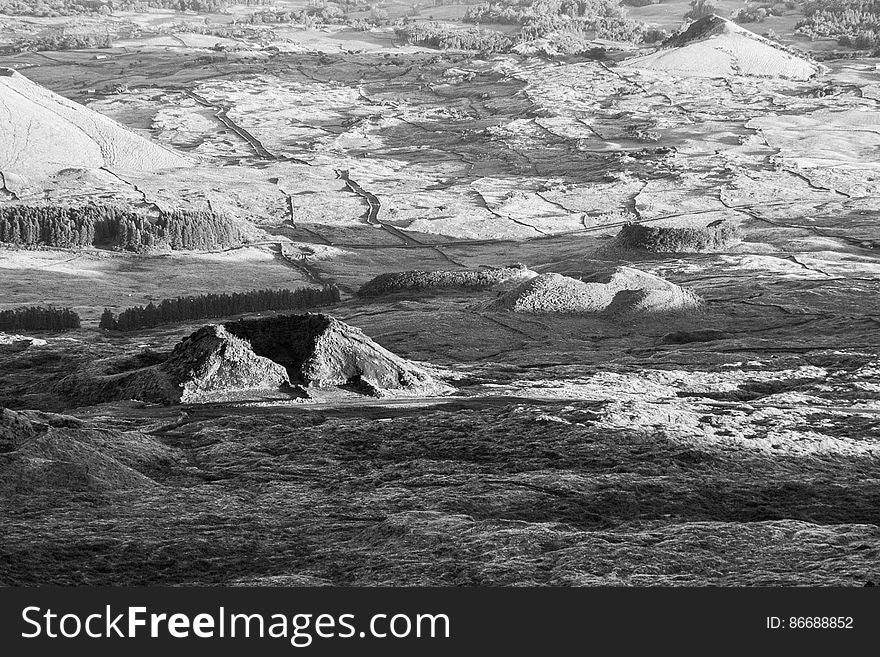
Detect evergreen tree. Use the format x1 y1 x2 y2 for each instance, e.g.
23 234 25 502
109 286 341 331
99 308 118 331
0 306 81 332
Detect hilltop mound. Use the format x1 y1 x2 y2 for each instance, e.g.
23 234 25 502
489 273 614 314
603 286 702 317
0 408 160 494
54 314 446 406
162 325 293 403
0 68 190 178
621 15 820 80
357 265 537 298
53 326 295 406
223 314 444 395
489 267 701 316
611 221 741 253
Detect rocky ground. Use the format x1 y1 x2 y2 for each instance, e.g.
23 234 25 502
2 399 878 586
0 20 878 585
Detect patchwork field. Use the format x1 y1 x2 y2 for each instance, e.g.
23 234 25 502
1 14 878 586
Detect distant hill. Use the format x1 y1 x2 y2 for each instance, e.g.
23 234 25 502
621 15 821 80
0 67 190 179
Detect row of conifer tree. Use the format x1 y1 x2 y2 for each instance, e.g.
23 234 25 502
0 205 241 252
99 286 341 331
1 287 338 334
0 306 81 332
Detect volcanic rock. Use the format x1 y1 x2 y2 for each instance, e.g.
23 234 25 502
53 314 446 406
162 324 292 403
602 287 702 317
222 314 443 393
488 272 613 313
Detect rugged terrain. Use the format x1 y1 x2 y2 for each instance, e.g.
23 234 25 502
0 13 878 586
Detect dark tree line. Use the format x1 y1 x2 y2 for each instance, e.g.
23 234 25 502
0 205 241 252
116 208 241 251
0 306 81 332
100 286 341 331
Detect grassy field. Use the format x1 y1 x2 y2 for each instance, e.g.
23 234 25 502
1 12 879 585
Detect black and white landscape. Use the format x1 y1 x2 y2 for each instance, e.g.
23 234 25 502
1 0 878 586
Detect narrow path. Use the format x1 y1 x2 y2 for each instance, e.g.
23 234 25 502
288 220 335 246
183 88 275 160
274 242 357 296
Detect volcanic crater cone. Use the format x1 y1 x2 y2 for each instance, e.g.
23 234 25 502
55 314 446 406
162 324 293 403
221 313 444 394
621 15 821 80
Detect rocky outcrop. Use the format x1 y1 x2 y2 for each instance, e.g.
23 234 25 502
53 314 446 406
52 325 297 406
0 333 47 353
488 267 702 316
162 325 291 403
602 286 702 317
223 314 442 393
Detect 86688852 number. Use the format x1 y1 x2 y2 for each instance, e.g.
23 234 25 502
766 616 854 630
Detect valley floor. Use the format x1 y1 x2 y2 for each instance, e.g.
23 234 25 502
1 34 878 585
